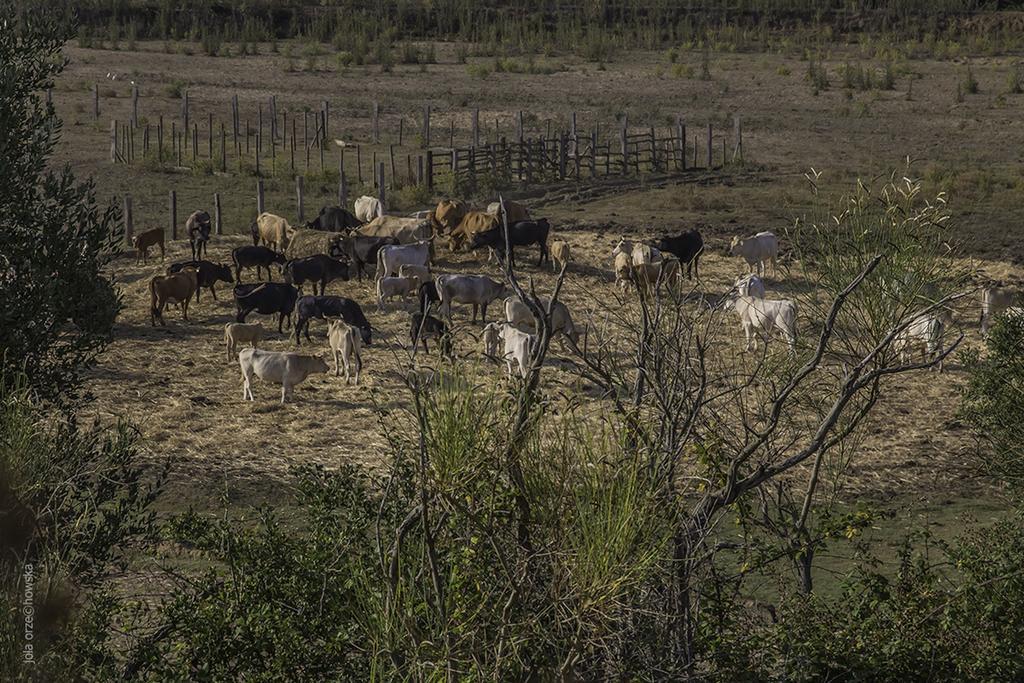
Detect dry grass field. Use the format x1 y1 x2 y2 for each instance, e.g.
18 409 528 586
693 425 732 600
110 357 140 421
52 39 1024 537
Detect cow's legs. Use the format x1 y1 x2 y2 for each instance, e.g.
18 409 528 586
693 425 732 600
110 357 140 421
181 299 189 321
281 383 289 404
333 348 341 376
210 285 218 301
353 351 361 385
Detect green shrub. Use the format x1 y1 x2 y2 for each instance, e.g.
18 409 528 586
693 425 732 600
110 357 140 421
1007 66 1023 94
964 64 979 94
466 62 493 79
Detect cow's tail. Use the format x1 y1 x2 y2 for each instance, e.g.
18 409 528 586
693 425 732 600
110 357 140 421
149 277 160 321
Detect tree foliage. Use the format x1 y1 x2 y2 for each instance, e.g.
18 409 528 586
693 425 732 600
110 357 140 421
0 5 122 402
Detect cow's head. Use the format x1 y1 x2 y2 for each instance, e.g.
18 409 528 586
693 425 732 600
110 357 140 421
359 325 372 346
729 236 743 254
213 263 234 283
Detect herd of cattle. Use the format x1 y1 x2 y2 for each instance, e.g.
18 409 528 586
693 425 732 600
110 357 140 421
128 197 1021 403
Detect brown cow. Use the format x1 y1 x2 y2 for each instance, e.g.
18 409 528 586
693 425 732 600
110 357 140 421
447 211 499 252
149 268 199 326
432 199 470 235
132 228 165 264
486 200 530 224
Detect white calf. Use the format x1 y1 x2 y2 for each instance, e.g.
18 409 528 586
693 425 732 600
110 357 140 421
735 274 766 298
895 313 947 372
482 322 502 357
327 319 363 383
398 264 431 288
550 240 571 272
981 286 1016 334
500 324 535 378
730 231 779 277
376 276 418 310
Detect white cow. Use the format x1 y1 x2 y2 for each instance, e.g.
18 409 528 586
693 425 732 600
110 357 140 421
550 240 571 272
613 251 633 292
612 238 662 266
895 312 948 372
354 195 384 223
725 294 797 356
981 286 1016 334
327 319 362 384
377 240 431 279
376 276 418 310
500 324 535 378
239 348 329 403
735 274 766 298
435 274 509 324
224 322 264 361
504 296 579 344
730 231 779 277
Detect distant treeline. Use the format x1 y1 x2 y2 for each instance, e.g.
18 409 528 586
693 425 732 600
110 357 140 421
14 1 1021 50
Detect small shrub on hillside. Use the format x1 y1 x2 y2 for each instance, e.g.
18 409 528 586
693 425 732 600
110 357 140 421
879 62 895 89
165 80 186 99
807 55 830 93
672 63 695 78
1006 66 1023 94
466 62 492 79
77 25 93 48
665 46 679 63
699 48 712 80
776 64 791 76
455 43 468 64
964 64 979 94
392 183 432 211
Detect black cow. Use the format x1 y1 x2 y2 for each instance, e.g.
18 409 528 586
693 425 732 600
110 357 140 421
410 312 452 357
306 205 361 232
330 236 397 280
167 260 234 302
294 296 372 346
232 246 287 284
655 229 703 280
187 210 212 260
470 218 551 268
283 254 350 296
233 283 299 333
419 281 440 315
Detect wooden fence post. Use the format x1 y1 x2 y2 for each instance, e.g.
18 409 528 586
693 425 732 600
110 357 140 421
356 144 363 184
426 150 434 189
649 126 657 171
192 124 198 162
399 118 404 146
372 151 378 187
93 84 99 119
377 162 386 208
372 101 380 144
707 123 713 169
417 155 424 185
321 99 329 139
131 86 139 127
339 158 347 207
590 130 597 177
220 123 226 172
732 115 743 162
558 133 567 179
169 190 177 240
255 131 261 175
389 144 397 186
620 116 628 174
256 179 265 215
423 105 430 148
232 94 239 148
270 95 278 140
123 195 133 242
296 175 305 222
158 115 164 163
449 120 454 149
290 118 296 172
214 193 222 235
208 112 213 158
182 89 189 148
570 111 578 157
109 120 117 163
319 111 326 173
258 104 263 155
516 110 523 141
472 108 480 148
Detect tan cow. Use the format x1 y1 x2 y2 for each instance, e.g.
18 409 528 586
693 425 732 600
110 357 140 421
432 199 470 234
132 228 165 264
251 212 296 251
550 240 571 272
224 322 264 360
327 319 363 384
284 229 346 261
149 268 198 326
356 215 433 245
447 211 499 252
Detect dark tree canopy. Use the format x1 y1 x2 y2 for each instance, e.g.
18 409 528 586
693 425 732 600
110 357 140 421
0 6 122 401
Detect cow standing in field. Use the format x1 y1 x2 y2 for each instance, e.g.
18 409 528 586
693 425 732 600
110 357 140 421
980 285 1017 334
550 240 571 272
354 195 384 223
410 312 452 357
332 235 397 280
132 228 165 264
895 311 952 372
149 268 198 326
377 241 431 279
306 206 361 232
283 254 350 296
486 200 530 224
447 211 499 252
470 219 551 268
377 276 419 310
327 319 362 383
224 322 264 360
432 198 471 234
167 260 234 301
655 230 703 280
436 274 509 324
730 231 779 277
186 210 212 260
251 212 296 252
233 282 299 333
232 246 286 284
735 273 767 299
355 215 433 245
504 296 579 345
725 294 797 356
500 324 535 379
419 281 440 315
238 348 329 404
294 296 372 346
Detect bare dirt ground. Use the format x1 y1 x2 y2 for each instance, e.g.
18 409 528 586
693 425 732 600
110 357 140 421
54 40 1024 516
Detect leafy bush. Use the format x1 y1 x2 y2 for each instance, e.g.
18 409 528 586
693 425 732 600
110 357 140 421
0 8 122 402
960 311 1024 498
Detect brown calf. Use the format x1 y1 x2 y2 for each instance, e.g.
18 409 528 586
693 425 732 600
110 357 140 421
149 268 198 326
132 227 165 264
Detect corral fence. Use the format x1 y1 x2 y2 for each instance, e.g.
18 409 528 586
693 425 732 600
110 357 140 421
93 88 745 241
